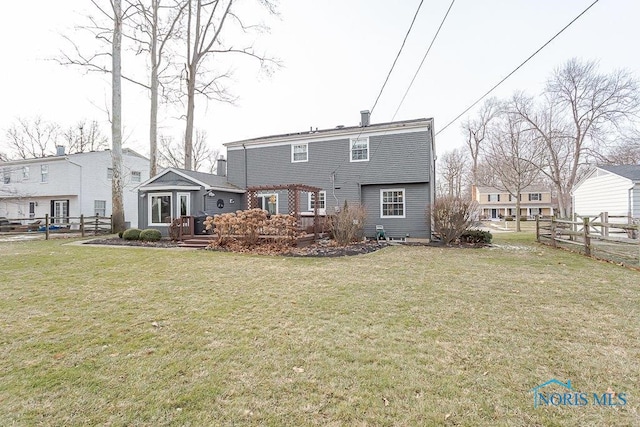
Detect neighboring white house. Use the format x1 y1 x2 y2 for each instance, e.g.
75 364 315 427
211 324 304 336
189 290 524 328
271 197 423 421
0 147 150 227
572 165 640 220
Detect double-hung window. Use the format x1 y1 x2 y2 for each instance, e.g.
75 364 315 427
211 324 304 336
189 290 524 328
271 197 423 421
488 194 500 202
94 200 107 217
529 193 542 201
381 188 405 218
308 191 326 212
22 166 30 181
291 143 308 162
2 170 9 184
40 165 48 183
131 171 141 183
350 137 369 162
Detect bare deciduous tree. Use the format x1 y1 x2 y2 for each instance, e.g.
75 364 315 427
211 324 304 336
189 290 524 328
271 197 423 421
181 0 278 170
461 98 500 187
438 148 469 198
158 128 219 171
127 0 188 176
601 134 640 165
62 120 109 153
5 117 59 159
482 100 543 231
516 58 640 217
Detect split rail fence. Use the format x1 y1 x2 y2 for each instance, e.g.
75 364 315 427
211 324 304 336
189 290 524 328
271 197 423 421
0 214 113 240
536 213 640 266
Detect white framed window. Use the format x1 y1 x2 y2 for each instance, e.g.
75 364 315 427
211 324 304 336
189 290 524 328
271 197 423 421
350 137 369 162
107 168 113 179
22 166 29 181
94 200 106 217
529 193 542 201
291 143 308 163
131 171 141 183
380 188 405 218
177 193 191 217
257 193 278 215
488 194 500 202
40 165 48 183
2 170 9 184
308 191 326 212
149 193 172 225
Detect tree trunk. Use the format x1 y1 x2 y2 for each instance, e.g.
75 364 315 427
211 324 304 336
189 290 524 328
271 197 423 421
111 0 126 232
515 192 521 232
184 62 196 171
149 0 159 177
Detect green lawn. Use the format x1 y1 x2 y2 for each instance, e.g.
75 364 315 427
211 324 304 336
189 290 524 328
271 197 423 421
1 234 638 426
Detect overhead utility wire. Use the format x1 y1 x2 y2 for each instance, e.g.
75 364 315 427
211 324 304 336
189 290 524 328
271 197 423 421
370 0 425 115
435 0 600 136
392 0 456 121
331 0 425 175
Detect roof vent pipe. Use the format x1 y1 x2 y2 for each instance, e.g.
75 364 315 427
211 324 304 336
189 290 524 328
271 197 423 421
360 110 370 127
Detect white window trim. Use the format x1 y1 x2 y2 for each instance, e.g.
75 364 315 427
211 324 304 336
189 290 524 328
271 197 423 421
94 200 107 217
350 137 369 162
148 192 173 226
307 190 326 213
22 166 30 181
177 192 191 217
131 171 142 183
258 193 279 215
380 188 406 219
291 143 308 163
40 165 48 183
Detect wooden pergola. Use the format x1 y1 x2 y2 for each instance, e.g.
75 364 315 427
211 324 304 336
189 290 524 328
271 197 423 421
246 184 322 239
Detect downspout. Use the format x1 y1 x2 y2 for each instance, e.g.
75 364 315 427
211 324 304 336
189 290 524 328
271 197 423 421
243 144 248 188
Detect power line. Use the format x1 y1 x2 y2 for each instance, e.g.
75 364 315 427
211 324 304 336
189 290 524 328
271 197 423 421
435 0 600 137
370 0 424 115
392 0 457 121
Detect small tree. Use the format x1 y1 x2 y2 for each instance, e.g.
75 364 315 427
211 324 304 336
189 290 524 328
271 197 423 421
328 201 367 246
429 196 478 245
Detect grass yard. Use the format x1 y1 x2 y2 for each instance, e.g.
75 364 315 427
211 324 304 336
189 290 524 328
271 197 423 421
0 233 638 426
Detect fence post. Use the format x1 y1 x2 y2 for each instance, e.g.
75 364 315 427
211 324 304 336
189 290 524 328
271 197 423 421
602 212 609 237
535 215 540 242
583 217 591 256
45 214 50 240
95 216 99 235
110 215 113 234
80 214 85 237
550 218 557 248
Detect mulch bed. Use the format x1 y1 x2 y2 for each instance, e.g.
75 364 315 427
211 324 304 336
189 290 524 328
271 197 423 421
83 237 389 257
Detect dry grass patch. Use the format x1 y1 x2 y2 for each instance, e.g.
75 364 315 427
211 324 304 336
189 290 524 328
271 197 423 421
0 235 638 426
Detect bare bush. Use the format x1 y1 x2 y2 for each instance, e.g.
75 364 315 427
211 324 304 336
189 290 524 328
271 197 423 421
328 201 368 246
429 197 478 244
204 209 298 248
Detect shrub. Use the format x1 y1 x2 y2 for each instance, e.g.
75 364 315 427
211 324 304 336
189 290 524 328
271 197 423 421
118 231 124 238
328 201 367 246
460 229 492 244
140 229 162 242
204 209 298 248
122 228 142 240
428 196 478 245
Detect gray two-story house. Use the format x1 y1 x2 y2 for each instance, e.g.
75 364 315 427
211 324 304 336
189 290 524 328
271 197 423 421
224 112 435 240
138 112 435 240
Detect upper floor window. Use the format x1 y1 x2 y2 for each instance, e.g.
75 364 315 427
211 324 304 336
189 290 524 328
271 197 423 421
2 170 10 184
107 168 113 179
350 137 369 162
529 193 542 201
40 165 48 183
381 188 405 218
131 171 141 183
22 166 30 181
508 194 521 202
308 191 326 212
291 143 308 163
488 194 500 202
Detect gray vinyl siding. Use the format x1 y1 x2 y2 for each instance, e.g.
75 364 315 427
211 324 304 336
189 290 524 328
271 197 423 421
203 191 243 216
226 130 432 218
361 183 431 239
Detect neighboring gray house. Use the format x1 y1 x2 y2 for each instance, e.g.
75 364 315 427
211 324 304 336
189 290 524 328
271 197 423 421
137 167 244 234
224 111 435 240
573 165 640 220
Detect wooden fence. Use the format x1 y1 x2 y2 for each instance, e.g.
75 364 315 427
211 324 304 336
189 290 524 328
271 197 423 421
0 215 113 240
536 213 640 266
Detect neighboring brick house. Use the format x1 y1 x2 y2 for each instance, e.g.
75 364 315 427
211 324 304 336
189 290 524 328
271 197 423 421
0 147 149 227
473 186 554 220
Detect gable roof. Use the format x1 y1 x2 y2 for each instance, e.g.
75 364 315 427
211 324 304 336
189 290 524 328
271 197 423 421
599 164 640 182
139 167 245 193
224 117 433 148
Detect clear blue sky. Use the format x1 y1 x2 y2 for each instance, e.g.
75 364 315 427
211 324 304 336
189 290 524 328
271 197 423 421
0 0 638 158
